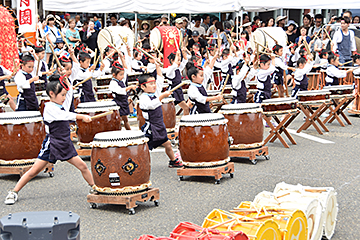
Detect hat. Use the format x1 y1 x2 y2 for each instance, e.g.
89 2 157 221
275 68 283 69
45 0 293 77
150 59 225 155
192 30 200 37
46 14 55 20
285 20 298 28
141 20 150 26
154 18 161 24
55 38 64 44
181 16 189 22
175 18 183 24
161 14 168 20
242 22 251 28
275 15 287 23
64 13 70 17
118 17 125 23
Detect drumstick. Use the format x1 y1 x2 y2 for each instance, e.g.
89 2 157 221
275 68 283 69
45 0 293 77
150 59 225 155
259 51 281 58
58 30 71 50
137 47 164 66
217 29 221 49
74 76 92 88
169 82 186 93
151 43 164 59
339 60 353 66
324 29 334 46
275 192 290 199
220 74 230 94
118 34 127 46
254 40 267 51
91 55 101 72
305 188 327 193
90 110 114 120
174 35 180 51
262 30 278 44
49 44 62 69
93 48 97 65
100 32 118 52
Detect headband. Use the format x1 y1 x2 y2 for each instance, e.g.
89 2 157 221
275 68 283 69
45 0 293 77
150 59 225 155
112 61 124 70
140 79 156 85
59 56 71 63
332 51 339 57
192 59 203 71
59 75 70 91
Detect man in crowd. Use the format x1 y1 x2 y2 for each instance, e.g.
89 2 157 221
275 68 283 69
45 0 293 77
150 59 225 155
191 16 206 37
333 16 357 65
201 14 211 33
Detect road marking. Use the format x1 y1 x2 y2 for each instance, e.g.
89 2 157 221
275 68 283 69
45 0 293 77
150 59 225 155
287 129 334 144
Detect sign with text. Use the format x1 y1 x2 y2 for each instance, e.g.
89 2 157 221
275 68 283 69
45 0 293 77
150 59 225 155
17 0 36 33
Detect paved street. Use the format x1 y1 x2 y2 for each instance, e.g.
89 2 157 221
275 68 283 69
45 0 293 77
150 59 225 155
1 112 359 239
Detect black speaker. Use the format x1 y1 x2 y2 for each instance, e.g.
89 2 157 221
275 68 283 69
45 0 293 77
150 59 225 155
0 211 80 240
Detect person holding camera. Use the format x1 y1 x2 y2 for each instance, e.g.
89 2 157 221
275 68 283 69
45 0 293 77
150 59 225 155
138 21 150 47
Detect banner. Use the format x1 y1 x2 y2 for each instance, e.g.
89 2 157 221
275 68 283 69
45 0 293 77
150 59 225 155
17 0 36 33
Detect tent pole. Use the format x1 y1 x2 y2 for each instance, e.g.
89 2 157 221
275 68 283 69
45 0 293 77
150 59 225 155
240 8 243 40
104 13 107 27
135 12 138 41
236 11 239 41
189 14 191 22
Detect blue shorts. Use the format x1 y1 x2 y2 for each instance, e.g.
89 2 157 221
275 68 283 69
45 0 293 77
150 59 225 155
38 135 56 164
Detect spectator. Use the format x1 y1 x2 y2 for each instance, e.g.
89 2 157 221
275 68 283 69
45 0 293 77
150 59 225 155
181 17 192 38
110 14 118 26
93 15 102 31
64 13 70 28
75 15 83 31
138 21 150 47
206 17 219 36
302 14 312 29
154 18 161 27
159 14 170 26
201 14 211 32
343 10 352 22
120 19 131 29
242 14 250 24
44 14 61 64
252 16 261 32
191 16 206 37
308 14 323 38
82 21 99 51
37 18 47 47
79 21 88 40
285 21 298 44
66 19 81 47
275 15 287 29
333 16 357 65
295 26 311 45
187 30 207 55
353 15 360 24
266 17 275 27
175 18 185 39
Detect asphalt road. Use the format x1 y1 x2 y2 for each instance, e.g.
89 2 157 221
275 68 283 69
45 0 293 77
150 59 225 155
1 111 359 239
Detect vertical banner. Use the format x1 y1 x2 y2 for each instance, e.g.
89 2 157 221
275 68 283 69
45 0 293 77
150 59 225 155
17 0 36 33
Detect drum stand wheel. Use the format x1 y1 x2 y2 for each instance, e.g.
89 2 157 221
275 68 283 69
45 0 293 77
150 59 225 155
87 188 160 215
176 162 235 184
229 146 269 165
0 162 54 177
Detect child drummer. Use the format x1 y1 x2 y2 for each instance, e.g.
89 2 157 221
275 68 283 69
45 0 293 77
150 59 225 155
138 63 183 168
5 75 94 205
325 53 353 86
291 55 314 98
254 54 276 103
187 51 223 114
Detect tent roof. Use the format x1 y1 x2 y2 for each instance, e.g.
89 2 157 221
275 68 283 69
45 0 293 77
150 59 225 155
43 0 360 13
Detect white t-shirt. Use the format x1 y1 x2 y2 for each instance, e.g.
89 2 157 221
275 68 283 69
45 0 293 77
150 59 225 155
191 26 206 36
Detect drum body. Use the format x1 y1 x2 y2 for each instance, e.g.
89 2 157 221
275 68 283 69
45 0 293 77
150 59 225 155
323 85 353 98
127 72 142 86
73 94 80 109
250 27 288 51
203 210 282 240
96 75 112 86
274 182 338 240
0 103 4 113
248 82 258 94
39 95 50 115
297 90 330 104
254 190 324 240
207 90 220 96
178 113 229 167
150 26 182 68
0 111 45 162
261 97 298 115
34 80 46 92
161 98 176 130
96 89 113 101
220 103 264 149
75 101 121 145
212 71 222 90
97 26 135 60
90 130 151 194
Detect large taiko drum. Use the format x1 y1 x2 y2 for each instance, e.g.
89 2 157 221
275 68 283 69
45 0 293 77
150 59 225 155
96 75 112 86
297 90 331 104
0 111 45 164
90 130 151 194
96 89 113 101
97 26 135 59
219 103 264 149
261 97 298 115
232 202 308 240
274 182 338 240
34 80 46 92
202 209 282 240
322 85 353 99
250 27 288 52
40 93 81 115
127 72 143 86
178 113 229 167
75 101 121 146
254 190 324 240
248 82 258 94
0 103 4 113
161 98 176 130
212 70 222 90
181 80 191 94
150 26 182 68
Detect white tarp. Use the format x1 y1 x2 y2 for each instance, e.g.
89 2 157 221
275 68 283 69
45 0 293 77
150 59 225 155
43 0 360 13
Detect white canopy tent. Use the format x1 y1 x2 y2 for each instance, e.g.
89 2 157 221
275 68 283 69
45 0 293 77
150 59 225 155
43 0 360 13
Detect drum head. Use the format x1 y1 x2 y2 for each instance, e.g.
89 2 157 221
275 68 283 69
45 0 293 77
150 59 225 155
262 97 297 104
75 101 119 113
150 28 162 50
179 113 227 126
98 26 135 58
0 111 43 125
220 103 262 113
161 97 175 104
91 130 148 148
251 27 288 51
297 90 330 96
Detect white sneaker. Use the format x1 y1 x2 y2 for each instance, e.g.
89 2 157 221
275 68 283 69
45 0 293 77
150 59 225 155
4 191 18 205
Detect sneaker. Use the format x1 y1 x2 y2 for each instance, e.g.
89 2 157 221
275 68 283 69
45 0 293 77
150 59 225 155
168 158 183 168
4 190 18 205
89 185 96 194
